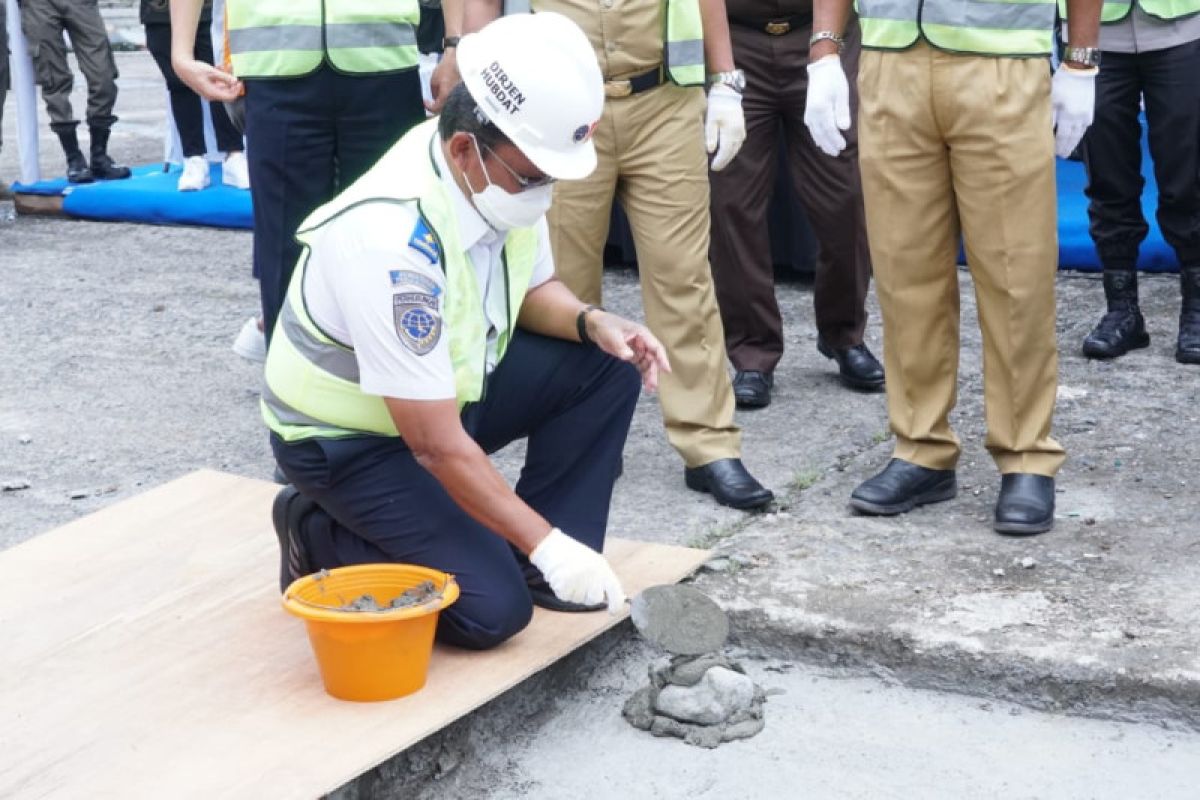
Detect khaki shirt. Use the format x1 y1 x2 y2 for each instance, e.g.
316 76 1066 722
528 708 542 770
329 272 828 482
533 0 664 80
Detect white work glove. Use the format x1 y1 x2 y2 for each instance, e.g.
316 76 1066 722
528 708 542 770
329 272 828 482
1051 65 1097 159
529 528 626 614
804 54 851 157
705 84 746 172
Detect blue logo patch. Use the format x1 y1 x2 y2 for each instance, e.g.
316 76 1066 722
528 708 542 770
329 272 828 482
408 219 440 264
394 292 442 355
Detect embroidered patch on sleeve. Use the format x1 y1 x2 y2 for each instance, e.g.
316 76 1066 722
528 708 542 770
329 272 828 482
394 291 442 355
408 219 440 264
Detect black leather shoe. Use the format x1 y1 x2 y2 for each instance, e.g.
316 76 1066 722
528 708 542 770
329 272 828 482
684 458 773 510
732 370 773 409
849 458 956 515
66 151 94 184
994 474 1055 535
272 486 318 593
527 579 606 613
1082 308 1150 359
1177 310 1200 364
817 339 885 391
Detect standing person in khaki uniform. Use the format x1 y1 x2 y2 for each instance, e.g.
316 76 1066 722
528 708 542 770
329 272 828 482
709 6 882 407
456 0 773 510
805 0 1101 534
19 0 131 183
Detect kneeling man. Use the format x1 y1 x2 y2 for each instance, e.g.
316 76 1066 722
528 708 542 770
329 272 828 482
264 13 669 650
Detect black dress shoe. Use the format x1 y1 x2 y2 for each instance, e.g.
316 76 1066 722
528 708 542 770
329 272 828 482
272 485 318 593
994 473 1055 535
732 370 773 409
818 339 885 391
684 458 773 510
527 579 606 613
849 458 956 515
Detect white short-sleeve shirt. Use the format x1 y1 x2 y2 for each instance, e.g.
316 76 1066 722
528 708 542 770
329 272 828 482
302 139 556 401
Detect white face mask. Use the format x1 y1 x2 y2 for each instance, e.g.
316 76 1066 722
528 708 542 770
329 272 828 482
466 135 554 231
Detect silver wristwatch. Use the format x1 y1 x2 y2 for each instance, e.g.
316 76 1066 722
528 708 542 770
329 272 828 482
1063 46 1101 68
809 30 846 53
707 69 746 94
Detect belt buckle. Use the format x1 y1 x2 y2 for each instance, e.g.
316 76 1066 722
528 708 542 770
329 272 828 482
604 80 633 98
765 20 791 35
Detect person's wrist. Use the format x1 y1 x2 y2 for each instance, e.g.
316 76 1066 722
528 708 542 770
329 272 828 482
809 42 841 63
1062 62 1099 75
442 35 461 50
576 304 604 346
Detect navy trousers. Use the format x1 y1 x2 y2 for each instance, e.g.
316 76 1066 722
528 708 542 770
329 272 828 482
271 331 641 650
243 65 425 342
1082 39 1200 269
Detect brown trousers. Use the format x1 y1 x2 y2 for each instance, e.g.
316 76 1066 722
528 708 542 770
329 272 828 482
858 42 1065 476
709 21 872 373
549 84 742 468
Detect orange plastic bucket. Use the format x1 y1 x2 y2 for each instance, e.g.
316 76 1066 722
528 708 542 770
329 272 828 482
282 564 460 702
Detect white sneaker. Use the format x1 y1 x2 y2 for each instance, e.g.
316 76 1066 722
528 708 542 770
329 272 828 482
222 151 251 190
232 316 267 363
178 156 211 192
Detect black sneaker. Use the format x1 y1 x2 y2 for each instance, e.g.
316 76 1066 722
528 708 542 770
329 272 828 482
271 486 317 593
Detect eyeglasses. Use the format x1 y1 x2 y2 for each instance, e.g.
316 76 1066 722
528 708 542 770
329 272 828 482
482 143 556 190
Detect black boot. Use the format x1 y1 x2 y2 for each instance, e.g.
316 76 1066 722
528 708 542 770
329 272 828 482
89 126 132 181
56 128 93 184
1082 269 1150 359
1178 264 1200 365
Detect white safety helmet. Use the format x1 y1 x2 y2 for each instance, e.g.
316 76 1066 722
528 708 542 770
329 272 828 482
457 12 603 181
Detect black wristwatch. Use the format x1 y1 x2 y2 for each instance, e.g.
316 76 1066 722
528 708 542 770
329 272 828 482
443 35 462 50
576 304 603 346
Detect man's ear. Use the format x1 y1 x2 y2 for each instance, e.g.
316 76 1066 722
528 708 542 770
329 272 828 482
446 132 475 173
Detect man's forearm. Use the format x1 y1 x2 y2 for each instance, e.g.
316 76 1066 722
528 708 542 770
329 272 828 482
1065 0 1101 48
442 0 465 37
809 0 853 60
463 0 501 34
698 0 735 72
169 0 202 64
517 278 588 342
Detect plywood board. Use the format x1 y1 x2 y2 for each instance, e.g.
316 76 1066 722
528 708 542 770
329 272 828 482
0 470 709 799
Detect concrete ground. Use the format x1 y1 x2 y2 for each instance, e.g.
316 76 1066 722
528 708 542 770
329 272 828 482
3 45 1199 798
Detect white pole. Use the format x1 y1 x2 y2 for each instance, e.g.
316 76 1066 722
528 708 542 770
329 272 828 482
6 0 41 185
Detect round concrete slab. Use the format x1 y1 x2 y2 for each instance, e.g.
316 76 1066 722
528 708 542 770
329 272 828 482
630 585 729 656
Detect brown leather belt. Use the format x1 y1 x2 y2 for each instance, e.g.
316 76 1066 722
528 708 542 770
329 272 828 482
728 13 812 35
603 66 665 98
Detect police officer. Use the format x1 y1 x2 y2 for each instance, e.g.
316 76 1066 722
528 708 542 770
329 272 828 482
805 0 1101 534
170 0 428 348
459 0 775 511
709 6 882 407
1073 0 1200 365
266 14 670 649
19 0 131 183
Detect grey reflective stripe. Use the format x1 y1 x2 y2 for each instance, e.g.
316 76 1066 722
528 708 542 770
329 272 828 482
857 0 919 21
503 0 532 12
228 25 323 54
922 0 1056 31
279 300 361 383
261 382 344 431
325 22 417 49
666 39 704 67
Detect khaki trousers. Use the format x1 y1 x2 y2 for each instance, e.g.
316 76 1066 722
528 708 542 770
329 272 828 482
20 0 119 131
857 42 1066 476
549 83 741 468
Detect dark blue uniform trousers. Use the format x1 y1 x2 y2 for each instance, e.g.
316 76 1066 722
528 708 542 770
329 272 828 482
244 65 425 342
271 331 641 650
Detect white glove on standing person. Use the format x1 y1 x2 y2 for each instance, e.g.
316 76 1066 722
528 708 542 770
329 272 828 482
1051 65 1097 159
705 84 746 171
803 54 852 157
529 528 627 613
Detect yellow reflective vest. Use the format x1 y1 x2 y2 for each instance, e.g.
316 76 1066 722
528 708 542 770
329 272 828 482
226 0 420 79
262 119 539 442
856 0 1057 56
1058 0 1200 23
